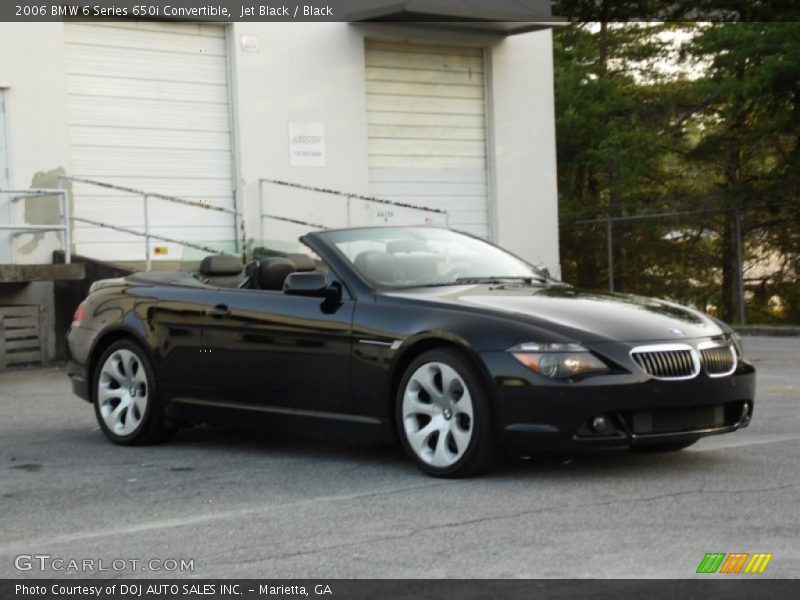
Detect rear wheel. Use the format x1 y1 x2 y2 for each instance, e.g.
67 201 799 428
396 349 495 478
93 340 173 445
630 440 698 453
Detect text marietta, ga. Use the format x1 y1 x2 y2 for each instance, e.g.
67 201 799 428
16 584 334 596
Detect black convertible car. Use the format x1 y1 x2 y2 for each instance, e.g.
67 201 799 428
66 226 755 477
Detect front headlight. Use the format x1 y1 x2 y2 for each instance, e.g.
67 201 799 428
508 342 611 380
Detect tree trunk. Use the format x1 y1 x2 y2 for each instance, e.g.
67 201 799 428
721 142 743 323
720 210 740 322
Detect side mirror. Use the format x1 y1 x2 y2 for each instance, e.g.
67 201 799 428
283 272 339 300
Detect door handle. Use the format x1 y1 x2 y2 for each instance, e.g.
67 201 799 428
206 304 231 318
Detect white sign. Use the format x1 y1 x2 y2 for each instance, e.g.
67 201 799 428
240 35 259 52
288 121 326 167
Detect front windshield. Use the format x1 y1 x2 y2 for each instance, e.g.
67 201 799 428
321 227 551 288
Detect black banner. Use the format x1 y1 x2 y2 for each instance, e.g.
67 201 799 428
3 580 800 600
3 0 800 23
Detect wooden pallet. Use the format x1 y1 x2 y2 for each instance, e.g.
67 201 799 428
0 305 44 370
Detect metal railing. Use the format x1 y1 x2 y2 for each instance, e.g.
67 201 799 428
0 188 71 263
6 177 451 271
58 175 242 271
258 178 449 240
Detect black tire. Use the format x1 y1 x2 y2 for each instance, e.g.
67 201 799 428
630 439 698 453
396 348 496 478
92 340 174 446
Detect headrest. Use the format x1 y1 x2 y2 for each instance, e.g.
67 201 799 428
354 250 395 285
286 253 316 272
259 257 296 291
199 254 243 276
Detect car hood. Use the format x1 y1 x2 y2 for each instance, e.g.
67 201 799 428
388 284 724 343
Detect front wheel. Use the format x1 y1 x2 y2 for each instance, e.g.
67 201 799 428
396 349 495 478
93 340 173 445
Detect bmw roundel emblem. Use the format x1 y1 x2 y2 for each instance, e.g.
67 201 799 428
670 328 685 337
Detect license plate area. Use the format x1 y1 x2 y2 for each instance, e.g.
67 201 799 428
630 405 725 434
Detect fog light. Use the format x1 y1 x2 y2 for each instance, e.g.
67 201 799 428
591 416 608 433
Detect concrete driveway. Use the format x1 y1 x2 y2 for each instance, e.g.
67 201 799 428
0 336 797 578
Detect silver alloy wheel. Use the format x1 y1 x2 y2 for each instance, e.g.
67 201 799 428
402 361 474 467
97 349 148 436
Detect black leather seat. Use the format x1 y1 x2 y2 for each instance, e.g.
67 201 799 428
235 253 318 291
198 254 244 288
258 257 296 291
239 260 260 289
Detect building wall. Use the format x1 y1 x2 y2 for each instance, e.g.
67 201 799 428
0 24 72 265
0 21 560 275
229 22 560 274
489 30 561 274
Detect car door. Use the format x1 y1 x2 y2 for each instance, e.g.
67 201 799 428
202 284 355 415
142 283 219 403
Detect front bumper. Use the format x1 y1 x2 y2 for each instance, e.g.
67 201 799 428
480 351 756 452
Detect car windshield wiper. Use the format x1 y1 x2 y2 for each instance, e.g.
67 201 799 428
455 276 548 285
392 276 549 290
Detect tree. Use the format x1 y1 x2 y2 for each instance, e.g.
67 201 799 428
553 20 693 292
680 23 800 321
551 6 800 323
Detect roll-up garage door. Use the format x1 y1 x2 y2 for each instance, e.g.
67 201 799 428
365 39 490 239
64 21 235 261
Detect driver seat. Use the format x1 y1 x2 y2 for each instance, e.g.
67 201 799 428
257 257 297 291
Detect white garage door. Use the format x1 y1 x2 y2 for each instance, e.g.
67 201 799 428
365 40 490 239
64 21 235 262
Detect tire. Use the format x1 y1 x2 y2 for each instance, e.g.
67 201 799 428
396 348 495 478
630 440 698 453
92 340 174 446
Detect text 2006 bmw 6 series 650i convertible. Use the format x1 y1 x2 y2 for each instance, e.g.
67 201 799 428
66 226 755 477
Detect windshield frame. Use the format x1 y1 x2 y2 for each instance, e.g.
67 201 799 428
314 226 556 291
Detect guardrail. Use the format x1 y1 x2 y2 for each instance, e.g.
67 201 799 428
0 188 71 263
57 175 242 270
258 177 448 239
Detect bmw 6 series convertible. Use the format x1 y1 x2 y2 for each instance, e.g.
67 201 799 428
66 226 755 477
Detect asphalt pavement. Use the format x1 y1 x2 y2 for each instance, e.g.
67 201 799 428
0 336 797 579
